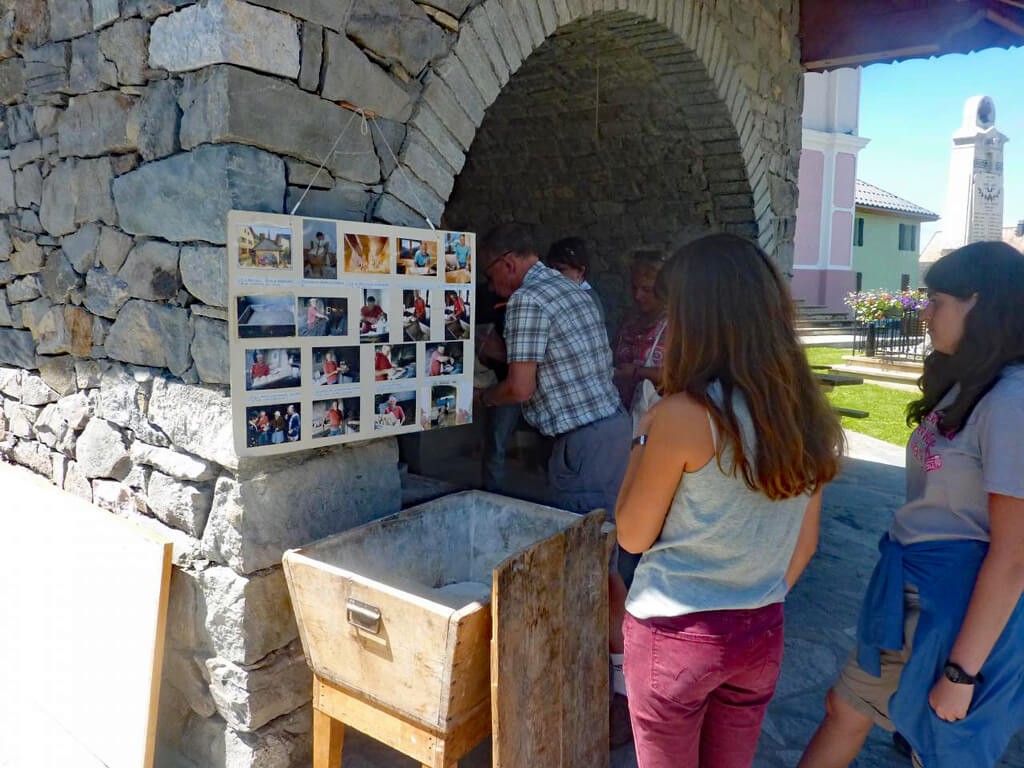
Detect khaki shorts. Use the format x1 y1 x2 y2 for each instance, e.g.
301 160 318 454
833 586 921 733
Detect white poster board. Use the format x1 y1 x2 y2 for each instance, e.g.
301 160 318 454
227 211 475 457
0 463 171 768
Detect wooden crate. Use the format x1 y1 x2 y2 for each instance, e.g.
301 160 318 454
282 491 584 735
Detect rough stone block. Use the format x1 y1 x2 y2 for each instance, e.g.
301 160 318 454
246 0 354 31
58 91 139 158
84 267 131 319
20 372 56 405
136 79 181 161
6 275 42 303
48 0 92 41
19 297 52 335
33 402 67 447
105 299 193 377
31 305 72 355
467 5 512 86
149 0 300 78
180 245 227 308
39 251 80 306
4 400 41 437
112 143 285 244
9 140 44 171
92 0 120 29
75 359 102 389
202 439 400 574
92 363 169 447
373 192 426 228
420 71 475 149
14 163 43 209
119 240 180 301
434 55 486 125
147 470 213 538
205 640 310 732
36 357 77 399
65 306 93 357
11 439 52 477
179 65 380 185
191 316 229 386
55 390 90 428
0 59 25 106
322 31 413 122
384 167 444 224
298 21 323 92
0 158 13 213
402 131 456 199
452 25 501 106
130 442 216 482
369 117 406 178
69 33 119 94
283 158 333 191
347 0 447 76
147 376 235 468
63 459 93 500
10 232 43 274
40 157 117 237
76 418 131 479
421 0 471 17
99 19 150 84
62 223 101 273
92 477 144 517
199 565 298 665
285 182 372 222
25 42 70 96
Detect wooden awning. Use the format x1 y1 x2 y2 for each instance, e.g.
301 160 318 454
801 0 1024 71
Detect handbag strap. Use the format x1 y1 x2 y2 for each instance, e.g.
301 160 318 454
643 319 668 368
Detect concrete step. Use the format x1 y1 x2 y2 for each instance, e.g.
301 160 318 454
840 355 923 374
798 325 858 336
829 363 921 391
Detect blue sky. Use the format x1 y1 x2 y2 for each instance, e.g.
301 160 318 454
857 45 1024 248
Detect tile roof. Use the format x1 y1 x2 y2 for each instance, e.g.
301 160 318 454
855 179 939 220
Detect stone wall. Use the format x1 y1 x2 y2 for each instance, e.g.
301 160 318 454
0 0 802 766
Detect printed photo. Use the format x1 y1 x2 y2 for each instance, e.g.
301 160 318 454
238 224 292 269
344 233 390 274
297 296 347 337
429 385 458 429
311 397 360 438
312 346 360 386
374 390 416 430
244 348 300 391
397 237 438 276
374 343 416 382
444 232 472 283
402 290 430 342
245 403 301 447
359 288 389 343
443 289 471 340
236 295 296 338
424 341 463 377
302 220 338 279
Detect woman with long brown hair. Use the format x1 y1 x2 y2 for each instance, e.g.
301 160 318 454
799 241 1024 768
616 233 844 767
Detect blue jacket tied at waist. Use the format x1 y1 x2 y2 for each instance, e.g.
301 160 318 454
856 535 1024 767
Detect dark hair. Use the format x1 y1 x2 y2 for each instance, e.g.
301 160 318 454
908 241 1024 432
659 234 843 500
547 237 591 273
479 222 538 268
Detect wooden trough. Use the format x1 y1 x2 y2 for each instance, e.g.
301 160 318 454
282 491 609 768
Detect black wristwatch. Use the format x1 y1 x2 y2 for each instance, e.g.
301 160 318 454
943 661 982 685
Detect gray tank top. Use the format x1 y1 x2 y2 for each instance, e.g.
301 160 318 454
625 381 810 620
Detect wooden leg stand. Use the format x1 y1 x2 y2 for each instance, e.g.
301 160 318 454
312 675 490 768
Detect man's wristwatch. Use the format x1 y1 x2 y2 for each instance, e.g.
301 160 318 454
943 661 982 685
631 434 647 448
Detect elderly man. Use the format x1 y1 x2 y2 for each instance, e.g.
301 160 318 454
477 222 629 515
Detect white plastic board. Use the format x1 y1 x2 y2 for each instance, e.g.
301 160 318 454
0 463 171 768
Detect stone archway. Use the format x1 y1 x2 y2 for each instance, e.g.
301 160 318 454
379 0 801 273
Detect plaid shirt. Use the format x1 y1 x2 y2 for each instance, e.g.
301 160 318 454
505 262 620 436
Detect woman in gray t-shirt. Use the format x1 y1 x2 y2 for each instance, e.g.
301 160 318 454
801 241 1024 768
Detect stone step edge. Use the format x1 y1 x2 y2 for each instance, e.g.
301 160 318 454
840 355 924 373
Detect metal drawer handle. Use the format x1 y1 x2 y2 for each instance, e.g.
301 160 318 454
347 598 381 634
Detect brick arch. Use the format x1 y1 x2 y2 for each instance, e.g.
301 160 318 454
382 0 782 258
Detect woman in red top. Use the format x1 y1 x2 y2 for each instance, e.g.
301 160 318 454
374 345 394 381
614 251 668 408
250 352 270 381
322 351 340 385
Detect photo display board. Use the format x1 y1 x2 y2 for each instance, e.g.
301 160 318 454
227 211 475 457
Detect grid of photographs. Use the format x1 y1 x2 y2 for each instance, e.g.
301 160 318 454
228 211 475 457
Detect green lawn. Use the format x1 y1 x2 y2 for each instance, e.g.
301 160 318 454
804 347 917 446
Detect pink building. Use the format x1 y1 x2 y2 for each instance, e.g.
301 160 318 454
792 70 870 313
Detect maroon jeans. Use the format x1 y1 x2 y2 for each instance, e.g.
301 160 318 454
623 603 785 768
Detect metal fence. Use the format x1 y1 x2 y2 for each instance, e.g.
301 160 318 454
851 310 929 362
